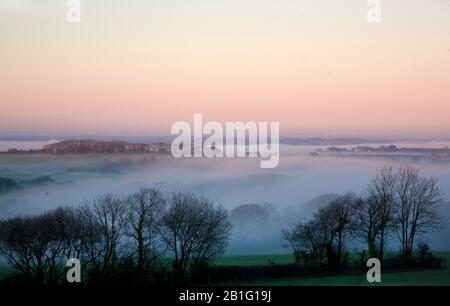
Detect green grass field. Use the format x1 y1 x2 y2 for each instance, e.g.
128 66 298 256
1 252 449 286
214 254 296 266
239 268 450 286
214 252 450 286
0 266 11 280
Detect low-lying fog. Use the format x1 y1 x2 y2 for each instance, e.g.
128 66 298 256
1 142 450 255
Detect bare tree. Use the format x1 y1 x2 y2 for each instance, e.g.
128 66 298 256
0 207 81 285
0 216 48 283
327 193 358 268
283 204 338 269
42 207 83 285
159 193 231 282
283 219 329 268
284 193 357 270
353 196 380 258
354 166 397 260
394 165 445 258
78 193 127 278
125 186 166 280
53 207 86 261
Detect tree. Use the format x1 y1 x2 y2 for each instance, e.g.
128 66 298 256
394 165 445 258
353 166 397 260
283 204 337 269
353 196 380 258
125 186 166 280
0 216 47 283
0 177 20 195
0 207 81 285
230 203 276 225
284 193 357 270
159 193 231 283
367 165 396 260
77 193 127 278
40 207 84 285
327 193 358 268
283 219 329 268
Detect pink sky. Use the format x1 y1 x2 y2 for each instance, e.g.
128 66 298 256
1 0 450 137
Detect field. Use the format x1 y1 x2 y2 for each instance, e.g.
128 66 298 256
0 266 10 280
240 268 450 286
215 254 296 266
1 253 449 286
214 252 450 286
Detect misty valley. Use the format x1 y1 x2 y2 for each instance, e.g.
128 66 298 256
1 139 450 257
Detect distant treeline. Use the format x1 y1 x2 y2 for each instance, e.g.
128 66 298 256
0 176 56 195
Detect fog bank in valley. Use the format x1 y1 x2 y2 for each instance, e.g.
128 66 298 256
1 143 450 255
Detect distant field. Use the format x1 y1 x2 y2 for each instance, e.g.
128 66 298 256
0 255 293 281
215 252 450 286
215 254 295 266
240 268 450 286
1 252 449 286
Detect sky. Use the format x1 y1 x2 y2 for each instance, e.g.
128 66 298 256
1 0 450 138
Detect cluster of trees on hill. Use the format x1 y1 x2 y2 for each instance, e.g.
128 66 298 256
0 177 20 195
283 165 447 271
0 188 231 285
0 176 56 195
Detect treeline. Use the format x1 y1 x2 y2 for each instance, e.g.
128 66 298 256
0 188 231 286
283 165 447 271
0 164 448 286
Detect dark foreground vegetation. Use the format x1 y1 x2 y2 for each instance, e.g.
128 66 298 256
283 165 447 273
0 164 447 286
0 188 231 286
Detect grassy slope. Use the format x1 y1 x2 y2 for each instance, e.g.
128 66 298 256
214 252 450 286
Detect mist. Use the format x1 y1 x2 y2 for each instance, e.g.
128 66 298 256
1 142 450 255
